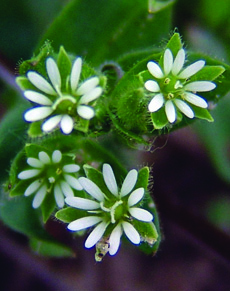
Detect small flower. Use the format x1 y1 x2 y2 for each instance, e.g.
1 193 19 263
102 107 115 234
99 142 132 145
65 164 153 256
144 48 216 123
23 57 103 134
18 150 83 208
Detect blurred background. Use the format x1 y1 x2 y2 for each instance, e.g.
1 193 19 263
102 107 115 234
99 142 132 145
1 0 230 290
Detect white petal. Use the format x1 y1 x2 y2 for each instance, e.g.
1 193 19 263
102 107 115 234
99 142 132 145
63 164 80 173
64 174 83 191
60 180 74 197
52 150 62 163
77 77 99 95
79 87 102 104
178 60 205 79
129 207 153 222
184 92 208 108
77 105 95 120
24 180 42 196
42 115 62 132
32 184 47 208
78 177 105 201
24 91 53 105
109 224 122 256
144 80 160 92
128 188 145 207
24 106 53 122
27 71 56 95
46 58 61 89
65 197 100 210
27 158 43 168
148 93 164 112
184 81 216 92
174 99 194 118
60 114 74 134
165 100 176 123
172 49 185 75
70 57 82 92
120 169 138 197
163 49 173 75
68 216 102 231
18 169 41 180
122 221 140 244
54 184 64 208
38 151 51 164
85 221 108 248
147 61 164 78
103 164 118 196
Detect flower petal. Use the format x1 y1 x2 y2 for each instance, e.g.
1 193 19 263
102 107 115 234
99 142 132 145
42 115 62 132
27 158 44 168
77 77 99 95
122 221 140 244
79 87 103 104
184 92 208 108
165 100 176 123
52 150 62 163
24 106 53 122
174 99 194 118
38 151 51 164
78 177 105 201
63 164 80 173
54 184 64 208
77 105 95 119
109 224 122 256
18 169 41 180
184 81 216 92
67 216 102 231
24 91 53 105
172 49 185 75
60 114 74 134
27 71 56 95
148 93 164 112
60 180 74 197
178 60 205 79
103 164 118 196
147 61 164 78
46 58 61 89
32 184 47 208
64 174 83 191
70 57 82 92
163 49 173 75
144 80 160 92
24 180 42 196
65 197 100 210
129 207 153 222
128 188 145 207
120 169 138 197
85 221 108 248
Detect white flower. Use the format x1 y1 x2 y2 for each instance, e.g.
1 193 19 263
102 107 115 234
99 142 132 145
145 48 216 123
18 150 82 208
65 163 153 256
23 57 103 134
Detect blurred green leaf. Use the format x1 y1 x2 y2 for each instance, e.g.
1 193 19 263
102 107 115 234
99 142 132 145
38 0 174 66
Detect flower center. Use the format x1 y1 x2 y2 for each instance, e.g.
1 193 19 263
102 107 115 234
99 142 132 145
159 75 185 100
52 95 77 115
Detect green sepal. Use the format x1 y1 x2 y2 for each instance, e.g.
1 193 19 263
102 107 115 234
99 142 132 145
55 207 87 223
10 179 30 197
133 220 158 248
191 65 225 82
192 106 214 122
151 108 168 129
41 192 56 223
57 46 72 91
28 121 44 137
29 237 74 257
135 167 149 190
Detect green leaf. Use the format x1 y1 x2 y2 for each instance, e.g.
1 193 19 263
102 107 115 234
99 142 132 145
29 237 74 257
148 0 175 13
0 191 50 240
38 0 174 66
